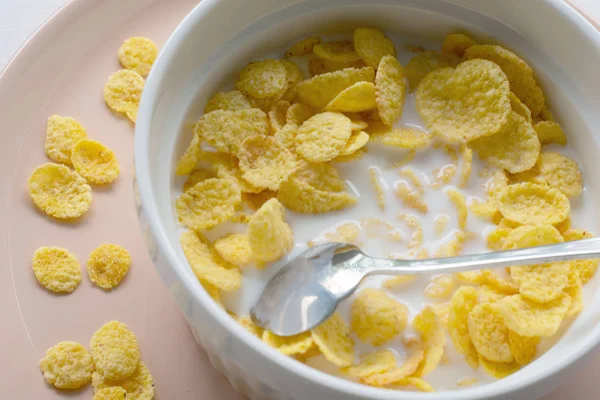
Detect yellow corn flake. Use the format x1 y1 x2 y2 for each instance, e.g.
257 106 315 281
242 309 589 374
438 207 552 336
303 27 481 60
479 284 509 304
396 181 428 213
375 55 406 126
368 167 385 210
383 275 417 289
565 283 584 318
350 288 408 346
442 33 477 57
325 81 376 112
311 313 355 367
399 168 424 195
509 92 533 123
534 121 567 145
353 27 396 68
486 227 512 251
204 90 252 113
87 244 131 290
262 330 315 356
208 152 262 194
45 115 88 166
416 59 510 143
237 135 297 191
248 198 293 263
236 59 287 99
117 37 158 77
342 350 396 380
363 337 425 386
481 270 519 295
28 163 92 219
471 111 540 174
93 387 128 400
479 356 520 379
434 213 450 236
503 224 563 250
563 229 599 283
183 168 214 192
268 100 290 133
90 321 140 381
430 302 451 329
339 131 369 157
313 41 360 63
176 178 241 231
286 103 314 127
199 108 269 155
469 198 499 221
397 377 435 392
413 307 446 377
380 126 432 150
281 59 304 94
295 112 352 162
497 183 570 225
458 145 473 188
485 170 509 197
508 166 547 186
243 190 277 211
103 69 144 122
286 35 321 56
405 51 451 92
92 361 154 399
202 281 222 307
448 286 479 365
537 152 583 198
465 44 545 116
32 246 81 293
295 67 375 108
446 188 468 229
175 126 202 176
71 139 120 184
424 274 455 299
180 230 242 291
213 234 252 267
508 330 539 365
235 315 264 337
39 341 93 389
457 376 479 387
278 161 356 213
497 294 571 337
468 303 513 363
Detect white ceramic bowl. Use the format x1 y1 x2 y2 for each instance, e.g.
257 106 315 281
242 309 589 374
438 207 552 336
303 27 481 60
135 1 600 399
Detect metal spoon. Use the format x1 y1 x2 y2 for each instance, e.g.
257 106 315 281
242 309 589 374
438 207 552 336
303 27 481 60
250 238 600 336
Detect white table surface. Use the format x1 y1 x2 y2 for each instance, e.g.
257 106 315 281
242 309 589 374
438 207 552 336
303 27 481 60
2 0 600 399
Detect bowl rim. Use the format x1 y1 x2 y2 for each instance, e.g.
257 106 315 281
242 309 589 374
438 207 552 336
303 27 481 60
135 0 600 398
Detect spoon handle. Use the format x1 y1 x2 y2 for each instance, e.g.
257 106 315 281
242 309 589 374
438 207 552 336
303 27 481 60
363 237 600 276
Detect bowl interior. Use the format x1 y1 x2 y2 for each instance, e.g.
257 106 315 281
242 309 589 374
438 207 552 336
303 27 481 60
136 0 600 398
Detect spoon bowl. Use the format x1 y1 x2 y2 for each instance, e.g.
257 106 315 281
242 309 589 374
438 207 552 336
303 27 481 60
251 238 600 336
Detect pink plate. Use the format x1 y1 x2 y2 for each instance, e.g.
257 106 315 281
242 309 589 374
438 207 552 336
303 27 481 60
1 0 600 398
0 0 242 398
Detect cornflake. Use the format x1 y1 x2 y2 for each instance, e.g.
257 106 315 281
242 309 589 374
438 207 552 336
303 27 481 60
286 35 321 56
248 198 293 263
45 115 87 166
497 183 569 225
311 313 355 367
90 321 140 381
104 69 144 122
28 163 92 219
40 341 94 389
375 55 406 126
237 59 287 99
176 178 241 231
537 152 583 197
295 112 352 162
92 361 154 399
71 139 120 184
350 288 408 345
32 246 81 293
118 36 158 77
353 27 396 68
87 244 131 290
295 67 375 108
238 135 297 191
